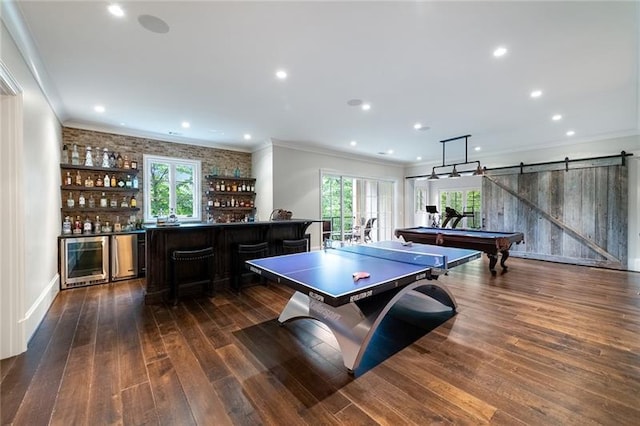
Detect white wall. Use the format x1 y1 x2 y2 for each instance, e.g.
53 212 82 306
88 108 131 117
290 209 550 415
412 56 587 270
404 135 640 271
264 142 405 249
1 21 61 358
252 143 274 221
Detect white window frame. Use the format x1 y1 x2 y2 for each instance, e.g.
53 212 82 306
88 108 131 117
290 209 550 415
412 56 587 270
143 154 201 223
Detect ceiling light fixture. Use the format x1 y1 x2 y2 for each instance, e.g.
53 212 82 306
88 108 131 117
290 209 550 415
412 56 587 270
566 130 575 136
552 114 562 121
427 134 484 180
493 46 507 57
361 103 371 111
243 133 252 140
414 123 423 130
181 121 190 128
530 90 542 98
387 149 394 154
350 140 357 146
416 156 422 161
275 70 287 80
108 4 125 17
94 105 105 113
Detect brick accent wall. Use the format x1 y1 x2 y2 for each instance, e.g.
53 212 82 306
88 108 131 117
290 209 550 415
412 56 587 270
62 127 252 225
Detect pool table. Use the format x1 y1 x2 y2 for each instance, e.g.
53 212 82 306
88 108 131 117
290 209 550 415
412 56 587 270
394 227 524 275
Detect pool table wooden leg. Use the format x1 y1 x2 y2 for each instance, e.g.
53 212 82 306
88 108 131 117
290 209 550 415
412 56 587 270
500 250 510 272
488 253 498 275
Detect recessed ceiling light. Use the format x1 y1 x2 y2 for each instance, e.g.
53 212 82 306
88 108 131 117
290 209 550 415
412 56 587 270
275 70 287 80
94 105 105 113
566 130 575 136
530 90 542 98
108 4 125 17
493 46 507 57
416 156 422 161
387 149 393 154
120 122 126 126
361 103 371 111
413 123 422 130
243 133 252 140
350 140 357 146
552 114 562 121
181 121 190 128
474 146 481 151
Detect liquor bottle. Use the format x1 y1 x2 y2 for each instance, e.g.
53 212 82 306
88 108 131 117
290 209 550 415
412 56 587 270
123 155 130 169
83 217 92 234
65 171 72 186
114 216 122 232
78 192 86 208
75 170 82 186
102 148 110 168
73 216 82 234
130 194 137 208
110 196 118 208
241 182 246 192
95 175 103 187
67 192 75 208
62 216 72 235
94 147 101 167
132 175 139 189
130 159 137 170
117 177 125 188
88 194 96 208
120 196 129 208
215 181 220 191
61 144 69 164
71 144 80 165
87 175 94 187
110 175 117 187
221 181 226 191
109 152 116 168
116 153 124 168
100 192 108 207
103 174 109 187
94 216 101 234
230 196 235 207
84 146 93 166
125 175 132 188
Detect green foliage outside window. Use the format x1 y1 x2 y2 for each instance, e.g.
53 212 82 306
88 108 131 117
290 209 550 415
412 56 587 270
148 160 197 219
321 176 354 237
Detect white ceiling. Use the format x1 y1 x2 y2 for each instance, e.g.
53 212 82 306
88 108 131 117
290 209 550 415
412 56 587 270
5 1 639 165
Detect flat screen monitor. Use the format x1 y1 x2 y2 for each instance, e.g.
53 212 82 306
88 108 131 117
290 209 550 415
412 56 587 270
426 205 438 214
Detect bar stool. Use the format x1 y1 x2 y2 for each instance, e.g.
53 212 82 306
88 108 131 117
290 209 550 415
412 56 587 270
170 247 215 305
282 238 309 254
233 242 269 293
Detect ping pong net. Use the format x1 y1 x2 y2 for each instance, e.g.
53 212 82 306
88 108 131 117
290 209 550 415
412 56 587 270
335 243 447 269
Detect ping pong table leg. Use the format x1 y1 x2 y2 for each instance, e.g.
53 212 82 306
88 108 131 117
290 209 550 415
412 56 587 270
278 280 457 373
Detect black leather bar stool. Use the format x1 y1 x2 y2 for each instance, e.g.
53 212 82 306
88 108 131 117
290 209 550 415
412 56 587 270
170 247 215 305
282 238 308 254
233 242 269 293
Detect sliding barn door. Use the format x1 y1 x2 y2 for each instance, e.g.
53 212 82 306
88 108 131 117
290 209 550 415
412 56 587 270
482 165 627 269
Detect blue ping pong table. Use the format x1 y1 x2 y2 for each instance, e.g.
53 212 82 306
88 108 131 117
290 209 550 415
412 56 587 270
246 240 480 372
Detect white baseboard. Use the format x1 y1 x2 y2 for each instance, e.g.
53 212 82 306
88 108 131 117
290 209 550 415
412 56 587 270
20 274 60 345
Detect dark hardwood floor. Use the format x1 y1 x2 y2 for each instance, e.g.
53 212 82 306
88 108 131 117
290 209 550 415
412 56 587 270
2 257 639 425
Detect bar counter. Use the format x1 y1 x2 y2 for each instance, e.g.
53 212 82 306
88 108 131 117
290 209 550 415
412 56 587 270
144 219 316 304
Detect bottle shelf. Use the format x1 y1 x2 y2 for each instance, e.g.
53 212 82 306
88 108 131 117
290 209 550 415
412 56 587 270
61 185 139 192
206 206 255 212
205 191 255 196
62 207 140 214
205 175 255 181
61 164 139 174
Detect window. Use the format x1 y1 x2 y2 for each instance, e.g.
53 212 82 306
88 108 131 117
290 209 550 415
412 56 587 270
321 172 394 242
143 155 201 222
439 188 481 229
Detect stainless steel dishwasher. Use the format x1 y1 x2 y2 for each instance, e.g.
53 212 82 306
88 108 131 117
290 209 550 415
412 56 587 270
111 233 138 281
